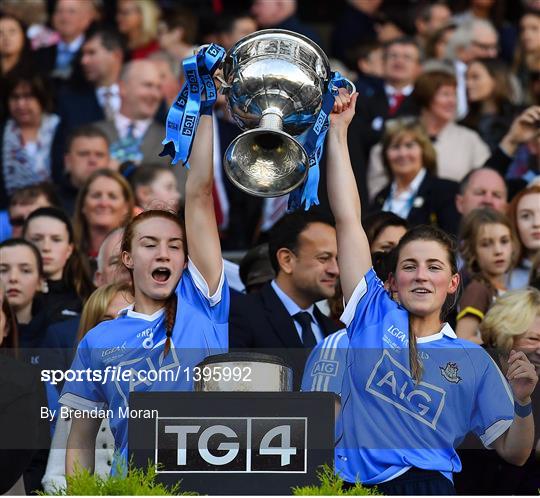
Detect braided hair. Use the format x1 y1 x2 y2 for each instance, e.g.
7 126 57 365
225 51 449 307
121 209 187 357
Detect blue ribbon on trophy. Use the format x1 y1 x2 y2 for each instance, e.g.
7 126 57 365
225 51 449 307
289 71 351 211
160 32 355 213
160 44 225 167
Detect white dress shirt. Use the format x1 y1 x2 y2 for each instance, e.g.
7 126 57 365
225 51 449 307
96 84 121 114
114 113 152 140
382 167 427 219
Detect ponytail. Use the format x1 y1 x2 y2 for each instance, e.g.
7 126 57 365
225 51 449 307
408 317 423 383
163 293 177 357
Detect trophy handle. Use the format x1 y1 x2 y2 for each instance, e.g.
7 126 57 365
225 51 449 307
335 77 356 96
343 78 356 95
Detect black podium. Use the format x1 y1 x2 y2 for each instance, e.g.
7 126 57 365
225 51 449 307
128 392 336 495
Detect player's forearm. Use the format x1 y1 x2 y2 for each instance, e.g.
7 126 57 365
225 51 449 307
326 126 362 227
495 407 534 466
186 115 214 197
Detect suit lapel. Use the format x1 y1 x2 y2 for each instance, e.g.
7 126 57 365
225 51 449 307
313 306 342 338
407 173 431 224
260 284 303 348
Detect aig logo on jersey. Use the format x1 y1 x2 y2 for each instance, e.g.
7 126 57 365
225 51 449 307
311 359 338 376
366 350 446 429
156 417 306 473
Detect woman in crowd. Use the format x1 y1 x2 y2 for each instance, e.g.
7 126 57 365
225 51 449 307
462 58 520 151
0 238 46 351
116 0 160 60
514 9 540 104
457 288 540 494
73 169 134 268
370 119 460 235
364 211 408 254
508 184 540 289
42 282 133 494
0 14 33 78
424 22 456 60
126 163 182 212
60 109 228 475
325 90 537 494
368 70 490 196
23 207 94 325
456 208 517 343
0 73 62 209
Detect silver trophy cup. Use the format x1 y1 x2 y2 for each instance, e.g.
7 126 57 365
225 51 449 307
220 29 331 197
193 353 293 392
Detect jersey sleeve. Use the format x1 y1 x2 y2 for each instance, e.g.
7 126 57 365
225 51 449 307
340 268 396 339
58 335 107 411
176 257 229 325
457 280 492 322
301 330 349 395
469 351 514 448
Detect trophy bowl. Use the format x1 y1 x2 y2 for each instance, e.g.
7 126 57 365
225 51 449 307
193 352 293 392
221 29 331 197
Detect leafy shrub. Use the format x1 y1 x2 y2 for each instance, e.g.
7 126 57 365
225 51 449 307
39 461 197 496
292 465 381 496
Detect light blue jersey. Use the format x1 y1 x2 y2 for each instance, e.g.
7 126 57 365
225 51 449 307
336 268 514 485
301 329 349 394
59 259 228 462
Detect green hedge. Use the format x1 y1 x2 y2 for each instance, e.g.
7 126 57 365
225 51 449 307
292 465 381 496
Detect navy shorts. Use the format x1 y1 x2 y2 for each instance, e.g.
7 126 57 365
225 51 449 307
344 467 456 496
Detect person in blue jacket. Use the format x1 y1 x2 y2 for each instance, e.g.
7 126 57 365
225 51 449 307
322 90 538 495
59 112 228 475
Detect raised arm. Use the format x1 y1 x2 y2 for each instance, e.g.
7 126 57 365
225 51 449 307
184 115 222 294
326 92 372 302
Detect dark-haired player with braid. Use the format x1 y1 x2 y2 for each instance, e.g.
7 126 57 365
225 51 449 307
59 112 227 475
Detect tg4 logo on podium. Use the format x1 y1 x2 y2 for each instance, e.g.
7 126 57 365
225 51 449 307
156 417 307 473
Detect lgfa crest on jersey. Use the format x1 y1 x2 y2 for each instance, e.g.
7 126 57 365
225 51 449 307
440 362 462 383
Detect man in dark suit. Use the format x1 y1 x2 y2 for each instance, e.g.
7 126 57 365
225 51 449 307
35 0 96 81
347 37 421 207
56 26 124 130
230 211 343 389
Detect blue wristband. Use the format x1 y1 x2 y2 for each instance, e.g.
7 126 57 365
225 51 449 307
514 401 532 418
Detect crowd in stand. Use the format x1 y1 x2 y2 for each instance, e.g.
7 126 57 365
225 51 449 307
0 0 539 495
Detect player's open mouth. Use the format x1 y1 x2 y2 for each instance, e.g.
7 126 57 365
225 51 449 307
411 288 431 294
152 267 171 283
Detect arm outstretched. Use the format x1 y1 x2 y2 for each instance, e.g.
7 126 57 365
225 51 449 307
184 115 223 294
326 92 372 302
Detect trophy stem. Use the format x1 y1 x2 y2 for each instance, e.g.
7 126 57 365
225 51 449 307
259 111 283 131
